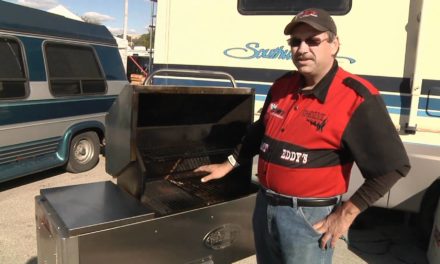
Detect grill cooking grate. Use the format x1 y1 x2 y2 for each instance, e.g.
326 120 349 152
141 170 241 215
140 180 204 216
139 145 231 176
138 145 244 216
176 177 235 205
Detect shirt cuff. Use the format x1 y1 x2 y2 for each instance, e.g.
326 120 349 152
227 154 239 168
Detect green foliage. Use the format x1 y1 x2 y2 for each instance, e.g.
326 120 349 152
132 30 155 49
116 29 155 50
133 34 149 47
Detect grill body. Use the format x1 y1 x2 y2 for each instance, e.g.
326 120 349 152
36 85 258 264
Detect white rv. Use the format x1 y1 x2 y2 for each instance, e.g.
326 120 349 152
151 0 440 241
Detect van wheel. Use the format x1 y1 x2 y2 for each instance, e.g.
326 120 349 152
66 131 100 173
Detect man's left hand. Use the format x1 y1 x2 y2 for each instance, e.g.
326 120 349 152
312 200 361 249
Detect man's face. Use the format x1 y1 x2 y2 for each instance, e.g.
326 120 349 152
289 24 339 79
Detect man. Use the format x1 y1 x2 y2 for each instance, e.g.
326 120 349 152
196 8 410 264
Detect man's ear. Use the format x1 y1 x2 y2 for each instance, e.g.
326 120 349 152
331 36 340 57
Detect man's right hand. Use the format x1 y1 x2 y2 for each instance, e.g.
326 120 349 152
195 161 234 183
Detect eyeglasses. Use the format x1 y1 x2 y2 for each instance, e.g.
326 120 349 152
288 37 329 47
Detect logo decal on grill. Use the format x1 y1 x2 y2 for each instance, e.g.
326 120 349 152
203 224 241 250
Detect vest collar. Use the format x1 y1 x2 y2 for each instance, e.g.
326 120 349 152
300 60 338 103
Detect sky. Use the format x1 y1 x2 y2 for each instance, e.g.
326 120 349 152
5 0 154 36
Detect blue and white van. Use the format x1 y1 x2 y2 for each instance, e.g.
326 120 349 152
0 1 127 182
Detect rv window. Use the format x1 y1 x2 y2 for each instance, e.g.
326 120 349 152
0 37 27 100
45 43 107 96
238 0 351 15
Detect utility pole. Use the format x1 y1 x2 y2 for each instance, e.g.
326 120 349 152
148 0 156 73
123 0 128 40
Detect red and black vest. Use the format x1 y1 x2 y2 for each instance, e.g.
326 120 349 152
257 67 380 198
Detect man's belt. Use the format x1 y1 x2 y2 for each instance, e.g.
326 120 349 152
264 191 339 207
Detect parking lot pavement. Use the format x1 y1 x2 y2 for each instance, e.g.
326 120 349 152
0 156 429 264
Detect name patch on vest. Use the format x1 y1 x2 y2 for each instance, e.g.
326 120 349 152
280 149 308 164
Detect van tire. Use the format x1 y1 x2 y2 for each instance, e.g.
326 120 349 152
66 131 100 173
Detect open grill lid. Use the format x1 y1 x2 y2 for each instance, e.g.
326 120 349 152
105 85 255 177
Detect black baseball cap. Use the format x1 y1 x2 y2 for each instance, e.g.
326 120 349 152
284 8 337 35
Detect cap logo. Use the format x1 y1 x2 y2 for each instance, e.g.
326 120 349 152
296 10 319 19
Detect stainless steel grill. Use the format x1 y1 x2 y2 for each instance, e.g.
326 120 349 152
106 84 257 217
36 80 258 264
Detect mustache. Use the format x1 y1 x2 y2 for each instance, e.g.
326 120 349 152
294 54 313 61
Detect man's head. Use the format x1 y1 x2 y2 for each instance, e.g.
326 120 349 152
284 8 340 84
284 8 337 36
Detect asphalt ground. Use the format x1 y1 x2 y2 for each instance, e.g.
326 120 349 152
0 155 429 264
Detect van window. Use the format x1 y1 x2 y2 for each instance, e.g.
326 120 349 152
45 43 106 96
0 37 27 99
238 0 351 15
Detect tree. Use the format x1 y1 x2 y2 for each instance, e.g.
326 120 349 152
133 33 150 48
117 29 155 49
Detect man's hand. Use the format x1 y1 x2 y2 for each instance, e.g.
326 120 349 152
195 161 234 183
312 200 361 249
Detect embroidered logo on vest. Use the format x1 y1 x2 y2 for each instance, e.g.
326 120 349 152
260 142 269 153
269 103 285 119
302 110 328 132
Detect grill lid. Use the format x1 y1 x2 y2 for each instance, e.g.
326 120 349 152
105 85 255 177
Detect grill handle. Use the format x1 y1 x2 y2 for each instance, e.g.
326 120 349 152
144 68 238 88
